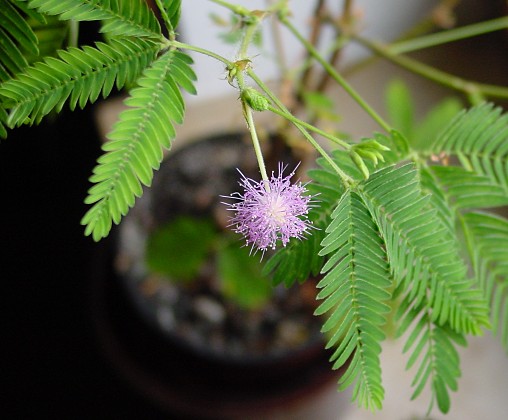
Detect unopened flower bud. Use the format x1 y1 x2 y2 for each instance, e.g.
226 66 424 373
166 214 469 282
241 88 270 112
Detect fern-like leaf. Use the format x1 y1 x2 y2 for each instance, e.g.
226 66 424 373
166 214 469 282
395 301 466 414
419 166 456 238
429 165 508 210
432 102 508 194
463 211 508 353
23 0 161 38
0 37 160 126
263 221 326 287
81 49 196 241
316 190 392 411
161 0 182 30
0 0 41 81
360 163 489 335
25 13 69 63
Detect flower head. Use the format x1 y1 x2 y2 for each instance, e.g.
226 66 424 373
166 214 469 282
224 163 315 254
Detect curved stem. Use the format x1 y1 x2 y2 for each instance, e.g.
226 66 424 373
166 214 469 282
171 40 233 67
355 36 508 100
390 16 508 54
280 17 393 133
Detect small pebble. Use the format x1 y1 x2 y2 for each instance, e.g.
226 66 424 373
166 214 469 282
193 296 226 325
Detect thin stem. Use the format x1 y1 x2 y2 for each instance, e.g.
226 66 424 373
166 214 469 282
249 69 354 187
267 105 351 150
242 101 270 185
280 17 392 133
238 17 259 60
170 40 233 67
390 16 508 54
355 36 508 100
233 8 271 186
69 20 79 48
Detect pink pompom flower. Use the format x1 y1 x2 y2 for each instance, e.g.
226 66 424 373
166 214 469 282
223 163 315 254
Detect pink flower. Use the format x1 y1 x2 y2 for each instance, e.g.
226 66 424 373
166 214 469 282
224 163 315 254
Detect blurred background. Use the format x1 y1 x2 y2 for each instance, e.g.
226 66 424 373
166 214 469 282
2 0 508 418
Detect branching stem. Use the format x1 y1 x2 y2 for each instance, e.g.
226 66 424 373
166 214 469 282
280 17 392 134
249 69 354 187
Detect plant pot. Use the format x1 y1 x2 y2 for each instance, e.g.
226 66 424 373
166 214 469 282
90 132 339 419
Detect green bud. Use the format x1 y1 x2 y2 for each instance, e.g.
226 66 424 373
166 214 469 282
241 88 270 111
356 149 379 165
350 151 370 180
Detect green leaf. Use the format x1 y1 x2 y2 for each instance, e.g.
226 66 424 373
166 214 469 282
0 0 42 82
218 243 273 310
361 164 490 336
24 0 161 38
263 222 325 287
81 50 196 241
432 102 508 194
0 37 160 126
430 165 508 210
463 211 508 353
161 0 182 30
24 14 68 64
385 78 462 153
146 217 216 282
397 306 465 415
317 190 392 411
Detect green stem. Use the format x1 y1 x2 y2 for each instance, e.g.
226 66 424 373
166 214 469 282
242 101 270 185
356 36 508 100
170 40 233 67
280 17 393 133
233 8 271 185
69 20 79 48
248 69 354 187
238 17 259 60
390 16 508 54
266 105 351 150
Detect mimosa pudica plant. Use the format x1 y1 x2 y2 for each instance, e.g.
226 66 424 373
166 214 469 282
1 0 508 415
